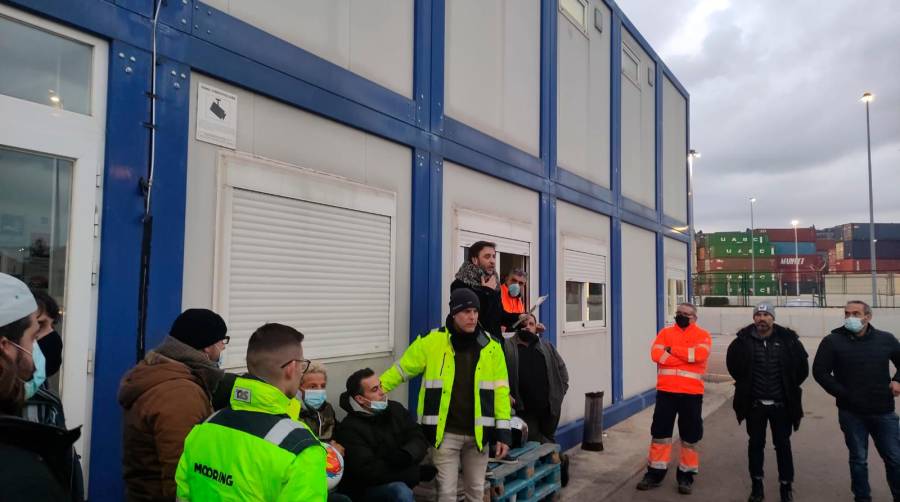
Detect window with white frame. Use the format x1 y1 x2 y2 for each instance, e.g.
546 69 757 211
666 267 688 322
214 153 396 367
559 0 589 35
622 43 641 88
563 236 607 333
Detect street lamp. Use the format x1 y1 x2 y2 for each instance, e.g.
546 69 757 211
861 92 877 307
750 197 757 296
688 150 700 298
791 220 800 297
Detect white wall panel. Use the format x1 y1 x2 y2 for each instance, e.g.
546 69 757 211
620 31 656 209
557 1 611 187
556 201 611 423
621 224 657 398
445 0 541 156
441 162 540 319
208 0 413 97
184 75 412 407
662 76 688 222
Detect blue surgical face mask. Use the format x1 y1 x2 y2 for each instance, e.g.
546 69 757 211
14 341 46 399
844 316 864 333
215 352 225 369
303 389 327 410
507 283 521 298
368 397 388 412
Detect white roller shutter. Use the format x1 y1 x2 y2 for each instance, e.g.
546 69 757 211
457 230 531 256
564 249 606 283
214 153 396 367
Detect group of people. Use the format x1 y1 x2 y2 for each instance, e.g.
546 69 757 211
636 300 900 502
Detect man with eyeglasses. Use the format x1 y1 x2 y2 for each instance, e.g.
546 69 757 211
176 323 327 501
119 308 232 501
636 302 711 495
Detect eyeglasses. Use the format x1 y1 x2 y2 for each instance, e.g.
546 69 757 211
221 336 230 345
280 358 311 374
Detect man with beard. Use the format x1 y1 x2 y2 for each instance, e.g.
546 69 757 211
451 241 519 340
0 273 82 500
381 288 511 502
727 303 809 502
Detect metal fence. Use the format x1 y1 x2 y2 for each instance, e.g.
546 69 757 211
692 271 900 307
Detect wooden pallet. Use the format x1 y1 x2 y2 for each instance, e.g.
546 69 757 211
485 442 562 502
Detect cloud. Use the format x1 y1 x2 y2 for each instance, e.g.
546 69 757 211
618 0 900 232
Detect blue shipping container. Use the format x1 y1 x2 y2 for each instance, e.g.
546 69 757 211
837 239 900 260
772 241 816 255
841 223 900 241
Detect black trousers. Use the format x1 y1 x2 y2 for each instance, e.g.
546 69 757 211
651 391 704 443
746 403 794 482
521 409 558 443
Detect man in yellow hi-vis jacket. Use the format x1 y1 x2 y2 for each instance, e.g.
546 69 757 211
175 323 327 501
382 288 511 502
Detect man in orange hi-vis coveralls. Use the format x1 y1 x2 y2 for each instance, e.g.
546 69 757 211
635 302 711 495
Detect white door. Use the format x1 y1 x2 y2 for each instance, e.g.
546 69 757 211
0 5 108 477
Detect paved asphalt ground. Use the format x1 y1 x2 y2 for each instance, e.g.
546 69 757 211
603 336 894 502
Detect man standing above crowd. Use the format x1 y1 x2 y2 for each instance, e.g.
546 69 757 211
813 300 900 502
727 303 808 502
637 303 711 495
451 241 518 339
382 288 511 502
119 308 230 501
176 323 326 500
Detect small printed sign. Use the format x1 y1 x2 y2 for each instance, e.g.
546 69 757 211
196 83 237 149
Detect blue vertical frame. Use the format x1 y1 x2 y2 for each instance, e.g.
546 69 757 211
655 64 666 331
539 0 558 344
609 9 625 404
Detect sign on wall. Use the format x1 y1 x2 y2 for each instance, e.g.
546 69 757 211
196 83 238 149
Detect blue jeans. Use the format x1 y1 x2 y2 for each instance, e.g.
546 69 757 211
838 409 900 501
364 481 415 502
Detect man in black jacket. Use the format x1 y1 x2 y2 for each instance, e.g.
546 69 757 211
335 368 429 502
451 241 519 340
813 300 900 502
727 302 808 502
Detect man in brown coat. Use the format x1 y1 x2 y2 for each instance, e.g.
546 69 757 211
118 309 231 501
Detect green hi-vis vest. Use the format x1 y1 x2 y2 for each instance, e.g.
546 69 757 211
381 327 512 451
175 376 328 501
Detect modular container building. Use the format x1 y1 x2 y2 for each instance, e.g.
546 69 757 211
0 0 692 498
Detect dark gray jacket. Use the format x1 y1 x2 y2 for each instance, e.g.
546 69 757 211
503 333 569 425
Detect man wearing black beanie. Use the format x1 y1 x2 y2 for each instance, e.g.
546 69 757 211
118 308 231 501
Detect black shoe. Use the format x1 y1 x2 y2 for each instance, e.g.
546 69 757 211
678 478 693 495
748 478 764 502
636 473 663 491
779 482 793 502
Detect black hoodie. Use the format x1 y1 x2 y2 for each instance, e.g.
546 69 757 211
334 392 429 499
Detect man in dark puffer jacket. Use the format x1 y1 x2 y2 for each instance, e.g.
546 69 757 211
727 303 808 502
335 368 429 502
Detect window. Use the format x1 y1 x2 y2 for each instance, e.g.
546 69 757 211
559 0 589 34
666 269 687 321
215 153 396 366
0 15 93 114
622 43 640 88
563 237 607 333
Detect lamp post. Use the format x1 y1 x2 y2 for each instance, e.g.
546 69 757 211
750 197 757 296
688 149 700 295
861 92 877 307
791 220 800 297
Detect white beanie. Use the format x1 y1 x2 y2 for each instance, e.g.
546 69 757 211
0 273 37 328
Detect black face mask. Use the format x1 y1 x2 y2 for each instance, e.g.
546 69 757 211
517 331 538 344
38 331 64 378
674 315 691 329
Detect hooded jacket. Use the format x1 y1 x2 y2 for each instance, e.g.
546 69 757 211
727 324 809 430
333 392 428 500
813 323 900 415
0 415 82 501
118 336 225 501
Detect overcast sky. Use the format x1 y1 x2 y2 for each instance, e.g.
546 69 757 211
618 0 900 233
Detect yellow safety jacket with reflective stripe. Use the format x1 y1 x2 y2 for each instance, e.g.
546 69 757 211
175 376 328 501
381 326 511 451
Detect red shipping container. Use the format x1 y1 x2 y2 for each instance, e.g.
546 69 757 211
697 246 708 260
829 259 900 273
775 254 825 272
697 258 776 272
816 239 836 252
755 228 816 242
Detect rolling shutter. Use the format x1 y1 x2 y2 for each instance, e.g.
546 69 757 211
564 248 606 283
220 186 394 366
457 230 531 256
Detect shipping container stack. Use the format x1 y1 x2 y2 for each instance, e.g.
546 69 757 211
827 223 900 273
756 227 822 295
694 231 778 296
